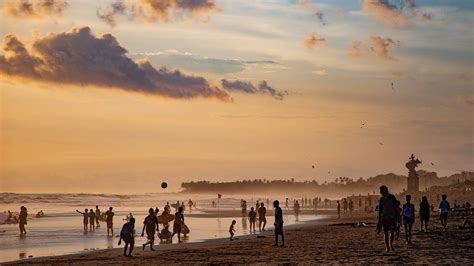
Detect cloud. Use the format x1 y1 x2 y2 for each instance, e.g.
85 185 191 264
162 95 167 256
303 32 327 51
3 0 68 19
131 49 280 74
312 69 328 76
362 0 432 28
349 36 399 60
298 0 325 24
97 0 220 26
0 27 231 101
221 79 287 100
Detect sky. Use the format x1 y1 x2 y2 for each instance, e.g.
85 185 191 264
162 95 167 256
0 0 473 194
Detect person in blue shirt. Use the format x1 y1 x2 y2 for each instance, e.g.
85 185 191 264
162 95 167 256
401 195 415 244
118 217 135 257
439 194 450 231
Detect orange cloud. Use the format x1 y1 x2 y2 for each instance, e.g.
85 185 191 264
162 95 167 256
362 0 432 28
0 27 231 101
97 0 220 26
3 0 68 19
303 32 327 51
349 36 399 60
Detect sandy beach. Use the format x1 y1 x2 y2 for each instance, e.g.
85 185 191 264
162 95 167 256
6 211 473 265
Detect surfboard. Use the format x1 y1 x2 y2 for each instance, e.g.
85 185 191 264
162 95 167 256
170 203 180 209
182 223 190 235
158 213 175 224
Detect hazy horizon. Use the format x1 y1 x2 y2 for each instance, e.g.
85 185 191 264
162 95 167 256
1 0 473 194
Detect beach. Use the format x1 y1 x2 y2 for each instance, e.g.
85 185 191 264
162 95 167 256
5 211 474 265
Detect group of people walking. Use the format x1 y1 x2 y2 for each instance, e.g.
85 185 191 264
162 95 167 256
377 185 454 252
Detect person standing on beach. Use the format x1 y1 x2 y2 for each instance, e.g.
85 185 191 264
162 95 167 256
258 203 267 232
95 206 101 228
105 207 115 236
343 199 348 214
438 194 450 231
19 206 28 235
294 200 300 220
419 196 430 232
349 199 354 216
377 185 400 252
242 200 247 216
118 217 135 257
401 195 415 244
337 201 341 219
285 198 289 210
172 206 185 243
88 209 95 231
76 208 89 231
248 207 257 234
141 208 159 251
273 200 284 247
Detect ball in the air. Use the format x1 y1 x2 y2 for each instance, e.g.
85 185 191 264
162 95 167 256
161 182 168 189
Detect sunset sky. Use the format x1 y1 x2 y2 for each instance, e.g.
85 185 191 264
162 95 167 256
1 0 473 194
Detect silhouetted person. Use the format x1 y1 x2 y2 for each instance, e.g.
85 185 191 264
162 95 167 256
19 206 28 235
439 194 450 231
294 200 300 220
188 199 193 211
349 199 354 216
95 206 101 228
242 200 247 216
402 195 415 244
89 209 95 231
6 210 13 222
165 202 171 214
419 196 430 232
172 206 184 243
76 208 88 231
159 224 172 243
248 207 257 234
105 207 114 236
343 198 348 214
273 200 284 247
141 208 158 251
229 220 236 240
377 185 400 252
258 203 267 231
118 217 135 257
337 201 341 219
285 198 289 210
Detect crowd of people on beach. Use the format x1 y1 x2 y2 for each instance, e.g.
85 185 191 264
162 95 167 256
7 190 472 258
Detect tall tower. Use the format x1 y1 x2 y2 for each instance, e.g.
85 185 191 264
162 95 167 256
405 154 422 194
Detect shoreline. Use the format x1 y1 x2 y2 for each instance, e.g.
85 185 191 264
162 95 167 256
5 212 474 264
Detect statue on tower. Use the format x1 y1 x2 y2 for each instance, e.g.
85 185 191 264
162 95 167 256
405 153 422 194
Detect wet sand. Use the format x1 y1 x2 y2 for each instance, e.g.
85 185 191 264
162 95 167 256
6 211 474 265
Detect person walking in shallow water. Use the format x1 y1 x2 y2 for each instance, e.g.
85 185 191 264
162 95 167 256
248 207 257 234
76 208 89 231
19 206 28 235
95 206 101 228
172 206 185 243
377 185 400 252
89 209 95 231
337 201 341 219
105 207 115 236
273 200 284 247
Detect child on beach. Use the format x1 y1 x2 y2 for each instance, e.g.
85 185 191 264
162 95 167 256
159 224 172 243
89 209 95 231
76 209 89 231
248 207 257 234
229 220 236 240
118 217 135 257
401 195 415 244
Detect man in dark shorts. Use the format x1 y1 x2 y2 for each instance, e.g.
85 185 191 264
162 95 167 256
273 200 284 247
172 206 185 243
141 208 159 251
248 207 257 234
377 185 400 252
118 217 135 257
419 196 430 232
258 203 267 232
438 194 450 231
105 207 114 236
